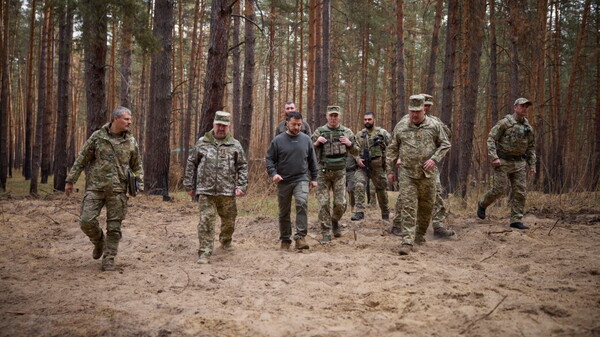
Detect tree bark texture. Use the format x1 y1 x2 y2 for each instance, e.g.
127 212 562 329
53 1 73 192
239 0 255 153
144 0 174 197
198 0 233 138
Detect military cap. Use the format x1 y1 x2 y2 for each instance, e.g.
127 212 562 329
421 93 434 106
408 95 425 111
214 111 231 125
514 97 532 106
326 106 342 115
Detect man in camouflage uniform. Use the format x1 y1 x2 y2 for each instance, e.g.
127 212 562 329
389 94 455 238
387 95 451 255
312 106 359 242
477 98 536 230
275 101 312 136
351 111 391 221
65 106 144 271
183 111 248 264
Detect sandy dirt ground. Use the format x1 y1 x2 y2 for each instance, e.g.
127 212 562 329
1 193 599 337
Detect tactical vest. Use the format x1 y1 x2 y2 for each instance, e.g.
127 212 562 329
318 125 348 170
359 127 384 158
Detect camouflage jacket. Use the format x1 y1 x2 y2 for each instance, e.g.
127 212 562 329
355 126 391 160
66 123 144 192
398 113 452 140
387 115 451 179
487 113 536 167
183 130 248 196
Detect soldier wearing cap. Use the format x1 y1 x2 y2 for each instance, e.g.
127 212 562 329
311 106 359 242
387 95 451 255
275 101 312 136
477 98 536 230
184 111 248 264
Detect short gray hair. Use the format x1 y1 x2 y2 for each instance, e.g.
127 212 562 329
112 106 132 118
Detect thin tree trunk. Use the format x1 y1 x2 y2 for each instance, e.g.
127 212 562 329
120 18 133 108
489 0 499 125
320 0 330 119
231 0 241 137
53 1 73 192
307 0 316 125
198 0 233 137
313 0 323 125
268 1 275 138
239 0 255 152
41 8 54 184
507 0 521 103
395 0 407 124
425 0 443 96
440 0 459 191
31 8 50 195
23 0 37 180
0 0 10 190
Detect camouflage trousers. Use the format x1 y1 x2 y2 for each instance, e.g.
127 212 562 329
346 169 356 209
480 159 527 223
277 180 309 241
80 190 128 258
197 194 237 257
392 174 436 245
431 173 447 229
354 158 389 215
317 168 346 234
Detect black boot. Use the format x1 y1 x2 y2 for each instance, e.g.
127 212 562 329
92 232 105 260
477 202 486 219
332 219 342 238
351 212 364 221
510 222 529 230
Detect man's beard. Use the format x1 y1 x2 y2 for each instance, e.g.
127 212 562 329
364 123 373 129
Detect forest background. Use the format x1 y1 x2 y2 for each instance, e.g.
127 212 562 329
0 0 598 199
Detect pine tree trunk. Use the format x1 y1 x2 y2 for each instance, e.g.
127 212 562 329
144 0 174 198
268 2 275 138
53 2 73 192
319 0 330 120
457 0 485 198
31 9 49 195
120 18 133 108
0 0 9 190
231 0 241 137
425 0 443 96
489 0 499 125
23 0 37 180
307 0 316 125
198 0 233 137
395 0 407 124
81 0 108 136
41 8 54 184
440 0 459 191
239 0 255 152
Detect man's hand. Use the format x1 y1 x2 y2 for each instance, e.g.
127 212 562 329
491 158 501 167
310 181 318 188
387 173 396 184
65 182 74 197
187 189 195 197
530 168 536 175
235 189 245 197
423 159 437 171
357 158 365 168
395 158 402 167
339 136 352 147
272 174 283 183
314 136 327 146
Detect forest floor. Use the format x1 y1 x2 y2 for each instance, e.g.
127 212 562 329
1 184 599 337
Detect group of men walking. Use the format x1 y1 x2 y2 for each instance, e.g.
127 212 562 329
65 94 537 269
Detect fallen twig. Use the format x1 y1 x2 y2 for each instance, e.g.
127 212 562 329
307 234 324 244
6 311 26 315
480 250 498 262
487 230 512 235
174 266 190 295
43 214 60 225
353 229 357 241
548 218 561 236
461 295 508 334
52 202 81 219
